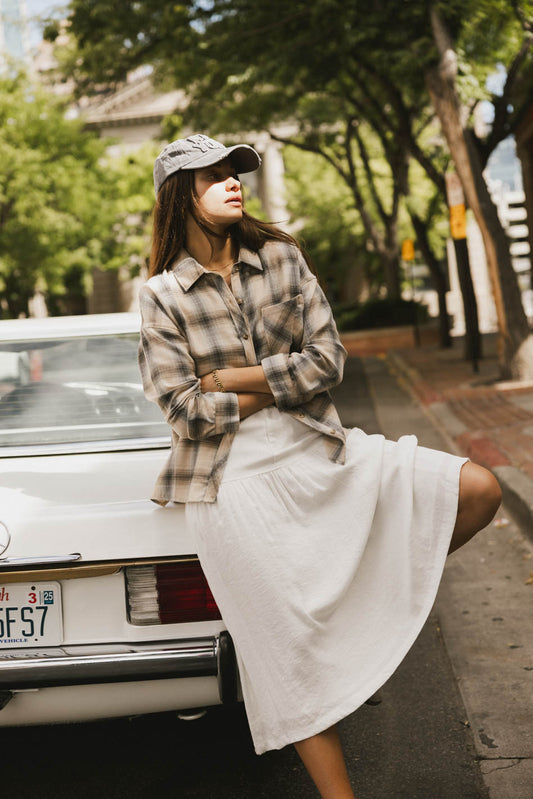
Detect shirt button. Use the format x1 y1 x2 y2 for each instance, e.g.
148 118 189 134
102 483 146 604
330 429 336 435
242 333 249 340
236 297 243 305
299 413 305 418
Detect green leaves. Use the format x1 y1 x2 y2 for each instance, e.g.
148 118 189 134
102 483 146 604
0 75 156 317
55 0 533 315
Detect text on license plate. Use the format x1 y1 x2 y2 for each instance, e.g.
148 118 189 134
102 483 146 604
0 582 63 648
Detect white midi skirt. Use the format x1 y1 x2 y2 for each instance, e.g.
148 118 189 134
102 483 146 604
185 407 467 754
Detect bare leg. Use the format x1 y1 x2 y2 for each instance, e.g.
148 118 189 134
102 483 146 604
294 725 355 799
449 461 502 554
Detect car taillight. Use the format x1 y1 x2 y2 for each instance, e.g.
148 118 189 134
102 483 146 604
125 561 222 625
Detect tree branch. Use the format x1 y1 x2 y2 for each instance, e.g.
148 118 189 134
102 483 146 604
481 35 533 164
408 139 446 193
350 122 389 226
413 108 437 138
511 0 533 31
268 128 386 255
341 65 399 139
343 88 395 172
268 131 349 183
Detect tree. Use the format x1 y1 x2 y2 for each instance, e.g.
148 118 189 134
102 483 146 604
57 1 469 342
97 143 158 276
0 74 155 317
0 74 107 316
426 2 533 378
62 0 533 375
282 145 381 303
58 1 425 300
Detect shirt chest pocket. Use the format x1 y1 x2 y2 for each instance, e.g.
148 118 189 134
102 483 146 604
260 294 304 354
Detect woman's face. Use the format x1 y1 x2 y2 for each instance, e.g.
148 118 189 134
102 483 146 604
193 158 242 231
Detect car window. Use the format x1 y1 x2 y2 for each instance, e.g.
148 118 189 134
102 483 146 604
0 333 169 450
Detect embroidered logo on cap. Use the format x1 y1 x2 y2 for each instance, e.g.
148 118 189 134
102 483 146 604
186 134 225 153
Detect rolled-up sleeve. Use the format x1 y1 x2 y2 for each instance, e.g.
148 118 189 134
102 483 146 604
261 263 347 409
139 289 240 440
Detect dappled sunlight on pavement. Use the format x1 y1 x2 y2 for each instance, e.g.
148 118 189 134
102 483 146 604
387 336 533 488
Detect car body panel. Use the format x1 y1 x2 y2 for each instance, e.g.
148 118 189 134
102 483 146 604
0 313 238 725
0 312 142 342
0 676 222 726
0 449 195 563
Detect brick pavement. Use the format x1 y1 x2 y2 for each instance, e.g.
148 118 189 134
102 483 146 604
386 337 533 469
381 333 533 539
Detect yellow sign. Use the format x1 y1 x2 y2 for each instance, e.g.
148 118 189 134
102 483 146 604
449 203 467 240
401 238 415 261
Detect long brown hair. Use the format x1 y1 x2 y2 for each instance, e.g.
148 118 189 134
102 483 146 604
149 170 313 278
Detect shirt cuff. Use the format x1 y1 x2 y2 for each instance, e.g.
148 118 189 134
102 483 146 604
214 390 240 435
261 353 302 408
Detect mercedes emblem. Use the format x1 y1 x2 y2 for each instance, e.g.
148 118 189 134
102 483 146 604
0 522 11 557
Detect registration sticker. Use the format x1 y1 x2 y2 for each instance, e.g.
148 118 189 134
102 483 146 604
0 582 63 648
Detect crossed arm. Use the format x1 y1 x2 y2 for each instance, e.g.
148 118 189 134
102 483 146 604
140 266 346 438
200 366 274 420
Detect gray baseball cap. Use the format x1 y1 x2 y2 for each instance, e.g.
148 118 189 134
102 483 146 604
153 133 262 196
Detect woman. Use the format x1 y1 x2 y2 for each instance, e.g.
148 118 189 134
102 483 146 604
139 133 501 799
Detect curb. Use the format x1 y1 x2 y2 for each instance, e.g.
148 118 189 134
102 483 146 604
493 465 533 541
387 350 533 543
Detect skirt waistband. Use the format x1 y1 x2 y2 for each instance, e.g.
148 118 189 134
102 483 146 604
221 407 324 483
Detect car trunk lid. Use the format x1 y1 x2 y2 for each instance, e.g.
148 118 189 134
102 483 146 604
0 448 195 564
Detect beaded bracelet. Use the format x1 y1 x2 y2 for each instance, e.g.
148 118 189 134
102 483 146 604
212 369 226 392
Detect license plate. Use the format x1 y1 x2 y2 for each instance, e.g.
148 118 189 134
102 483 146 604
0 582 62 648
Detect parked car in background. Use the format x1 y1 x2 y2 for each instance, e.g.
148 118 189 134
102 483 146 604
0 313 238 725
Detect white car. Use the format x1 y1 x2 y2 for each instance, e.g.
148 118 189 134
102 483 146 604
0 313 237 725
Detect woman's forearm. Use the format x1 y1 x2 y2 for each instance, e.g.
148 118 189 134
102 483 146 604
198 370 274 418
221 366 272 394
201 366 273 395
237 391 275 419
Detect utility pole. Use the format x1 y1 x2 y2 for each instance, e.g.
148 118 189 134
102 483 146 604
445 171 481 371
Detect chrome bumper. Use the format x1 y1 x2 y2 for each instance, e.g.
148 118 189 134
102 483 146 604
0 632 238 708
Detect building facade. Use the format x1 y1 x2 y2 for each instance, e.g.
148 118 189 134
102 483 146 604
0 0 30 72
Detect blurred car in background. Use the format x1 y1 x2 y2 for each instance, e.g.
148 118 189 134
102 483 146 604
0 313 237 725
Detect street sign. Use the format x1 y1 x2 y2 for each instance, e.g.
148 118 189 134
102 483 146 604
402 238 415 261
449 203 467 240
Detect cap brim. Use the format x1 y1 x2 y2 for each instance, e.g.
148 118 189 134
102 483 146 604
182 144 261 174
224 144 262 173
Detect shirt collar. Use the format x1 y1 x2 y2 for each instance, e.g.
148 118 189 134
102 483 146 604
172 245 263 292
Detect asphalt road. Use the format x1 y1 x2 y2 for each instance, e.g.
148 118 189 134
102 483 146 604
0 357 489 799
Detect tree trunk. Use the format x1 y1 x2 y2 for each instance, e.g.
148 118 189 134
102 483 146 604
453 237 482 365
409 211 451 348
382 251 401 300
427 5 533 379
3 272 31 319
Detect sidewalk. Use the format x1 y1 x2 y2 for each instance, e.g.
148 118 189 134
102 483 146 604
380 334 533 798
386 334 533 541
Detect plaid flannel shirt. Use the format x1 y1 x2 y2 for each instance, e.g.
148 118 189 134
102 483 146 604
138 240 348 504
